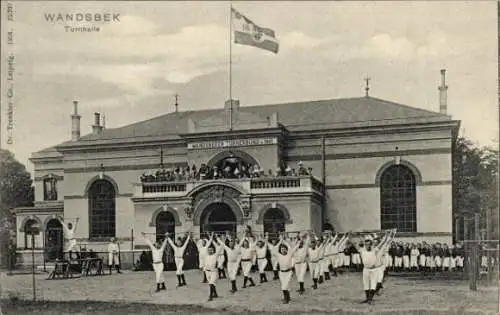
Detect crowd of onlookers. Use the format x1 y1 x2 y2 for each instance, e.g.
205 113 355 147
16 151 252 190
140 161 314 183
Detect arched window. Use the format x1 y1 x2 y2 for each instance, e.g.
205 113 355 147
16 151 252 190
88 179 116 239
24 219 41 249
380 165 417 233
43 178 58 201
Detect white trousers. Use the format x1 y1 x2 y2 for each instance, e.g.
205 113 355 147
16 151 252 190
410 256 418 268
427 257 435 268
321 258 330 273
175 258 184 275
384 255 392 267
450 257 457 269
227 261 239 280
319 259 325 274
419 255 426 267
456 256 464 268
153 262 165 284
309 262 320 279
205 270 218 284
198 255 205 269
257 258 268 273
403 256 410 268
217 255 225 269
443 257 451 268
332 255 339 268
377 266 385 283
279 270 293 290
394 257 403 267
362 268 378 290
271 256 278 270
66 239 77 252
352 253 361 265
343 254 351 266
241 261 252 277
435 256 442 268
108 253 120 266
294 262 307 282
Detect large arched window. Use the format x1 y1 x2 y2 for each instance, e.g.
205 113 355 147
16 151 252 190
88 179 116 239
380 165 417 233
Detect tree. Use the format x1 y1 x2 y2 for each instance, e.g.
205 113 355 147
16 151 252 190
453 137 499 241
0 149 34 268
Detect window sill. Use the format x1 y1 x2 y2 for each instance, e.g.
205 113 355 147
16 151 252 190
17 249 45 253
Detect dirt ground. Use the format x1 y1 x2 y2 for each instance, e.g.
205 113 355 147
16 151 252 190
0 270 497 314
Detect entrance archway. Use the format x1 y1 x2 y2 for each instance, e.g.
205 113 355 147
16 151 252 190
263 208 286 236
155 211 176 242
156 211 176 271
45 219 63 261
200 203 237 235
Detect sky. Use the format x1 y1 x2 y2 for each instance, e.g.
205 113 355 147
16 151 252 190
0 1 498 173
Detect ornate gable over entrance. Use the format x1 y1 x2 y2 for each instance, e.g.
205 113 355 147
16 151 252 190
191 184 251 226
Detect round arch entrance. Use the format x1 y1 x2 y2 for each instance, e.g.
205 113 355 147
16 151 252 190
200 203 237 235
155 211 176 271
45 219 63 261
263 208 286 236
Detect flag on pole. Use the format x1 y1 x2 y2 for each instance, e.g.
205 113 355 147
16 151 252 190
231 7 279 54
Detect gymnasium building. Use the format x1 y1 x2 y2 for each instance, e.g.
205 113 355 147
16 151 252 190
14 70 460 266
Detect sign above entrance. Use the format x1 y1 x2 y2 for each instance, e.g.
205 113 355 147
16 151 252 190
188 138 277 150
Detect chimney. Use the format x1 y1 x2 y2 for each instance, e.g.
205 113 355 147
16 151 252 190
101 113 106 129
71 101 81 141
438 69 448 114
92 112 103 135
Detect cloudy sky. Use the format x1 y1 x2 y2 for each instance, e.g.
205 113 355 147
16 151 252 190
0 1 497 173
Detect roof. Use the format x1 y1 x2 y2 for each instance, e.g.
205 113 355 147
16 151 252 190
52 96 452 149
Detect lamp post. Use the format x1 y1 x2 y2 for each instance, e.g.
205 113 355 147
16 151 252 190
29 222 41 301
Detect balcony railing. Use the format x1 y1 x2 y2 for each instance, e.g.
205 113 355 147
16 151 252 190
133 176 324 198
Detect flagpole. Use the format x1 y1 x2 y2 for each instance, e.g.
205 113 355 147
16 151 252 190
228 1 233 131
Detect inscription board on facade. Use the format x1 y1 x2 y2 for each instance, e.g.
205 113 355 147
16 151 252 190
188 138 277 150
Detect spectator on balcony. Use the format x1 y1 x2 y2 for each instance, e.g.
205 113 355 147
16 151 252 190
240 165 248 178
291 169 298 176
199 164 208 180
191 164 198 179
308 167 313 176
285 166 292 176
212 166 221 179
298 162 308 175
274 167 282 177
234 167 241 178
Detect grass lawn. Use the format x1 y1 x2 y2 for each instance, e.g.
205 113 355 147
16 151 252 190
0 270 497 314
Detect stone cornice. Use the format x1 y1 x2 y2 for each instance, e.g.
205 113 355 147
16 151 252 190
13 206 63 214
55 137 186 152
34 200 64 208
288 120 460 140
